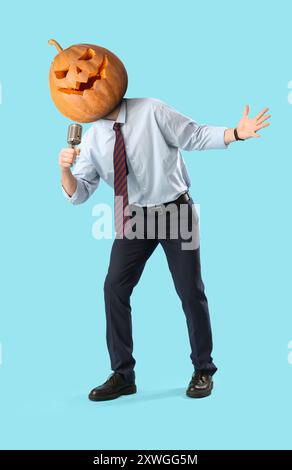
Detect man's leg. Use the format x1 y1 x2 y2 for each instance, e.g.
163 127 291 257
160 205 217 376
104 237 159 382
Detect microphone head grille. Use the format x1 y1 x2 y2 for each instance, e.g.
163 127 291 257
67 123 83 146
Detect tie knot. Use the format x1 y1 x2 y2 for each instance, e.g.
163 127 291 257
113 122 121 132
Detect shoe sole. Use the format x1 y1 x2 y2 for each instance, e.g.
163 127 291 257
88 384 137 402
186 382 213 399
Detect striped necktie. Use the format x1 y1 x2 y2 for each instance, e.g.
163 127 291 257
113 122 130 237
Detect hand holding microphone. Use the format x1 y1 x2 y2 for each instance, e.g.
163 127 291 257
59 123 83 171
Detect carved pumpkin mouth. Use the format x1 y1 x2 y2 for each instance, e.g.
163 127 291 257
55 51 108 95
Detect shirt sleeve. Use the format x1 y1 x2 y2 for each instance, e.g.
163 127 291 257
62 129 100 205
153 100 228 151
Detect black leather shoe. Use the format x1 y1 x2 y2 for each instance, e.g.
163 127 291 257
186 370 213 398
88 373 137 401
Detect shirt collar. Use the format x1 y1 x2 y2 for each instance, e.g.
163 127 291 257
116 98 126 124
99 98 127 128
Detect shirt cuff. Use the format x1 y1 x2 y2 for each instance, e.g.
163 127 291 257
212 126 229 149
61 178 83 204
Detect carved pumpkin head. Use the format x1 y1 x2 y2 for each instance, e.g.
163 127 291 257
48 39 128 122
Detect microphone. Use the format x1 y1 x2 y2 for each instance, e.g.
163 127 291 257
67 123 83 148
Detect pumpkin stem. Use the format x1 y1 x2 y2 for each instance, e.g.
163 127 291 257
48 39 63 52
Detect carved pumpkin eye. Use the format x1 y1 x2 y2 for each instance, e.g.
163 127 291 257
54 69 69 79
78 48 96 61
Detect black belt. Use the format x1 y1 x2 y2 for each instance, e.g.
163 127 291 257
140 191 191 214
164 191 190 207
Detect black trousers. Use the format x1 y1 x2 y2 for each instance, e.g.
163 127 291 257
103 198 217 383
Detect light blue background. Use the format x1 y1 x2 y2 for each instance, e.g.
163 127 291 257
1 0 292 450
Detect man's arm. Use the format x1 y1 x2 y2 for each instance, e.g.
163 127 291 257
59 148 79 196
59 137 100 205
153 100 270 150
224 105 271 144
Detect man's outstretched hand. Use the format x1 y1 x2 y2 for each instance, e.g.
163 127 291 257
237 105 271 139
224 105 271 144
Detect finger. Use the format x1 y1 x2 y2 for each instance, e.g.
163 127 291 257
257 114 271 125
243 104 249 117
76 148 81 155
63 156 75 164
61 151 75 158
255 107 269 121
256 122 270 130
61 148 75 154
253 132 261 138
62 155 75 161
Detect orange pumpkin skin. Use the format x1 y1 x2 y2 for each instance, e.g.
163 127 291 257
49 42 128 122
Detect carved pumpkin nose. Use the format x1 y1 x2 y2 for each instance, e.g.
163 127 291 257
48 39 128 123
65 64 89 88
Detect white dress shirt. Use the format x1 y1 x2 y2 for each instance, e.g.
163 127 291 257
63 97 228 207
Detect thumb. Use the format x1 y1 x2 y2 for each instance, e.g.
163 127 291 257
243 104 249 117
76 148 81 156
